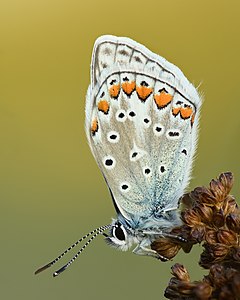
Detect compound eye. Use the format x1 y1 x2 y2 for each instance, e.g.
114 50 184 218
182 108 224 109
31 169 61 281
113 224 126 241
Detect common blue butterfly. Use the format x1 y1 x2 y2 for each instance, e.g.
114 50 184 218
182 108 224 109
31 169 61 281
35 35 201 277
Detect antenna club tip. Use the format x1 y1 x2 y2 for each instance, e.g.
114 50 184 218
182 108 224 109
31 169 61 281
34 263 52 275
53 272 58 277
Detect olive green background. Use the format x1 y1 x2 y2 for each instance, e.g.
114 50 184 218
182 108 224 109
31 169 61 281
1 0 239 299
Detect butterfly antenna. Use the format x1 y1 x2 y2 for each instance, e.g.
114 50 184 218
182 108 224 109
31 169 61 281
35 224 111 275
53 225 110 277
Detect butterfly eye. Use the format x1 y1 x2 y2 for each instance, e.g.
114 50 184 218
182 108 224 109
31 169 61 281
113 224 126 241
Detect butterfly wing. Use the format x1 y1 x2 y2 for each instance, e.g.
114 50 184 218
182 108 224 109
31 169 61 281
85 35 201 222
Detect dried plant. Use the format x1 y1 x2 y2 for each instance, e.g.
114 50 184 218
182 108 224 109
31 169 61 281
151 172 240 299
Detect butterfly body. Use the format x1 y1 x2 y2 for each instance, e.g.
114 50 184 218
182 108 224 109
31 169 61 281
85 35 201 257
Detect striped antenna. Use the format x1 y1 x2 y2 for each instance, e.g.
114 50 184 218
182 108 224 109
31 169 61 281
53 226 109 277
35 224 111 276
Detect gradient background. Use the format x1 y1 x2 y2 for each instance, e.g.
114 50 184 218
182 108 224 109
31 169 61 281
1 1 239 299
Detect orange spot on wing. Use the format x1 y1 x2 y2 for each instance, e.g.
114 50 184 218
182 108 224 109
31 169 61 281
122 81 136 96
136 86 153 101
172 107 181 116
98 100 109 114
91 118 98 135
172 102 196 126
180 106 193 119
154 91 173 109
109 84 120 99
191 113 195 126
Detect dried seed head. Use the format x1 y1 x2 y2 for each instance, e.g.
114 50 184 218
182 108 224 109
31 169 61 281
182 208 202 226
190 186 216 206
171 263 190 282
151 239 181 260
205 230 218 244
219 172 234 194
159 172 240 299
208 264 228 287
200 243 230 269
194 204 213 224
232 247 240 263
222 195 238 215
181 193 194 209
190 226 206 243
206 264 240 298
209 173 233 204
226 212 240 233
217 229 238 246
212 208 225 228
165 264 212 300
194 282 213 300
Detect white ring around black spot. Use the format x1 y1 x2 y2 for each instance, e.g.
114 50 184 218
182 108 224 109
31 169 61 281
153 123 164 136
119 182 131 193
127 109 136 120
103 155 116 170
143 116 151 128
107 131 120 143
166 129 182 140
116 109 127 122
143 167 151 177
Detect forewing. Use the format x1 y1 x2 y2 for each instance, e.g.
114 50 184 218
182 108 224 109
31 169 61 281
85 36 201 221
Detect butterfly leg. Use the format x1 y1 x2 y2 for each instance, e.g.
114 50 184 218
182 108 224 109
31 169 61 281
141 230 187 243
161 232 187 243
132 241 168 261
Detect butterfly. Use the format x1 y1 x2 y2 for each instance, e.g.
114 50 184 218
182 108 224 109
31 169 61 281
35 35 201 277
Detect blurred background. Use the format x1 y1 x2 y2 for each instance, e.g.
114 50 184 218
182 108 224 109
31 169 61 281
0 0 239 299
